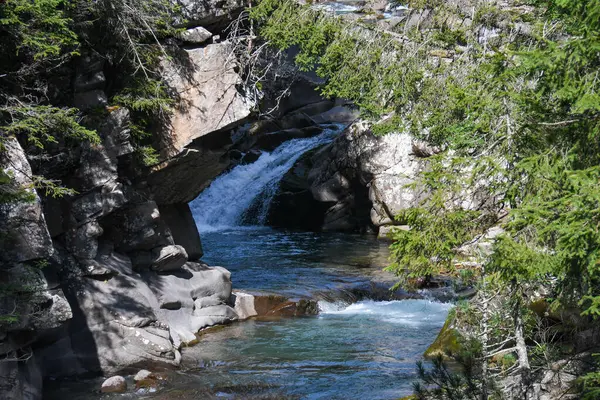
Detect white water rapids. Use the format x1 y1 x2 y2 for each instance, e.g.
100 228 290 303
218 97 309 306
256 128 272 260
190 124 343 232
319 299 452 327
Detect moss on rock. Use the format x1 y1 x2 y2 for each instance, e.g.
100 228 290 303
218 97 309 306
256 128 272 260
423 315 463 359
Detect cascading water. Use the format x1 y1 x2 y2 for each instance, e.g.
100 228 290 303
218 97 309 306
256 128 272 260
189 124 343 232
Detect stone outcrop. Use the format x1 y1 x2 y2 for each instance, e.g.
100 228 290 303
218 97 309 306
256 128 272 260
173 0 247 32
147 41 256 207
268 118 497 233
160 42 254 158
0 138 53 263
0 138 68 400
29 186 238 382
37 254 236 377
268 121 428 232
73 53 108 110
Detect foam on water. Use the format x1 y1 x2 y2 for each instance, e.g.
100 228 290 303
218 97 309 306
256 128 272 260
319 299 453 326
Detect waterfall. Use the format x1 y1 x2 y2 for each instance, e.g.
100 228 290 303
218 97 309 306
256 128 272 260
189 124 343 232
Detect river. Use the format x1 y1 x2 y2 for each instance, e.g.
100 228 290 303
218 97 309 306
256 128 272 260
44 125 451 400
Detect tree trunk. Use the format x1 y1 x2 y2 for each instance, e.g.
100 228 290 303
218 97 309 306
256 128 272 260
513 294 531 398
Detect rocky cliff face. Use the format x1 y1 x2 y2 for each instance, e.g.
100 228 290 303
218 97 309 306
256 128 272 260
268 121 432 233
1 50 239 400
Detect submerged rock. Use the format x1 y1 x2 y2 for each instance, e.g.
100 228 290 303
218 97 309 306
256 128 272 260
133 369 153 382
234 292 319 318
101 376 127 393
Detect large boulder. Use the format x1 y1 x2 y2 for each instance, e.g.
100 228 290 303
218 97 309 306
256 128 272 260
173 0 247 32
160 43 254 158
180 26 212 44
142 263 236 346
37 254 237 377
43 270 179 376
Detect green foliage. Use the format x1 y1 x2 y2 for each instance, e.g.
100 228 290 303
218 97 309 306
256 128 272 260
406 0 445 9
247 0 600 318
136 145 160 167
387 206 483 287
0 169 36 204
0 0 185 328
414 340 496 400
473 4 504 27
432 26 467 48
113 78 174 114
0 106 98 199
0 0 79 61
581 355 600 400
250 0 341 71
251 0 428 120
113 78 174 166
1 106 99 149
